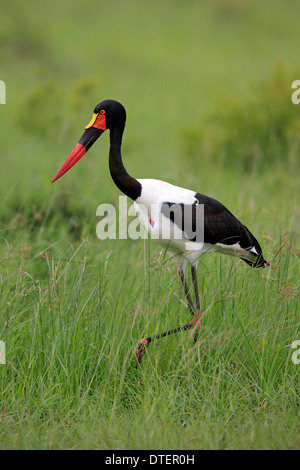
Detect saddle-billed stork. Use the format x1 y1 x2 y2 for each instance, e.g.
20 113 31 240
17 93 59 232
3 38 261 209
52 99 268 366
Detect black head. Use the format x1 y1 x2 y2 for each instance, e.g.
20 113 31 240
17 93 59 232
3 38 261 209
93 99 126 130
52 99 126 183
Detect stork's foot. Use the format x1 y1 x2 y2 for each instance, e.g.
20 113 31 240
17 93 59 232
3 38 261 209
135 337 149 368
189 312 201 343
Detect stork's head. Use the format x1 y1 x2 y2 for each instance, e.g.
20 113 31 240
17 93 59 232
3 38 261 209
52 100 126 183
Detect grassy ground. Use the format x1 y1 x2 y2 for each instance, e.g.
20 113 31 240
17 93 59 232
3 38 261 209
0 0 300 449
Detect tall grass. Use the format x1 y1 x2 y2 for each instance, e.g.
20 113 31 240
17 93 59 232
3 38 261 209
1 0 300 449
1 230 299 448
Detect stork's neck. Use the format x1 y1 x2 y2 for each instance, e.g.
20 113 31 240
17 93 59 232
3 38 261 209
109 126 142 200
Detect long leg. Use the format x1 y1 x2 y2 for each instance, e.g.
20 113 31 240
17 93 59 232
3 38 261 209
191 265 200 312
135 320 195 368
191 265 201 342
179 268 195 315
135 266 201 367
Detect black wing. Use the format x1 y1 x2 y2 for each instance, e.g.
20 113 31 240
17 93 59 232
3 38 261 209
161 192 266 267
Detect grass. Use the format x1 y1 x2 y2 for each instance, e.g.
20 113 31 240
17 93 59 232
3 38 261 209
0 0 300 450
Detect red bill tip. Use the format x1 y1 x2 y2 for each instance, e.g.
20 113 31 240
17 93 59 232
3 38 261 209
52 143 86 183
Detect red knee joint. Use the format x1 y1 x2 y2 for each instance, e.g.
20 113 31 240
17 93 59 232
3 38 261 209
135 338 149 367
139 338 149 348
189 314 201 328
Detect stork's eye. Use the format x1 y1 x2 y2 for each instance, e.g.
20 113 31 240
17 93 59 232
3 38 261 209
99 110 105 114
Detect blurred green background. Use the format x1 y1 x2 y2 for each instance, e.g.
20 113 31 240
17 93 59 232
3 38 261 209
1 0 300 244
1 0 300 242
0 0 300 450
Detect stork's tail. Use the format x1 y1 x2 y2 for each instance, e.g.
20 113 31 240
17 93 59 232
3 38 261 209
242 251 269 268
